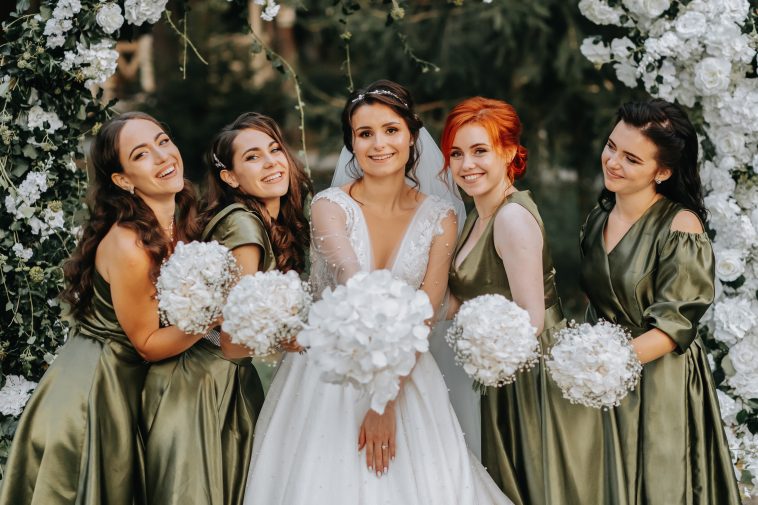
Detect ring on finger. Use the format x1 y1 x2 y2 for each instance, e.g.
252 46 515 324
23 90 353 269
381 443 388 449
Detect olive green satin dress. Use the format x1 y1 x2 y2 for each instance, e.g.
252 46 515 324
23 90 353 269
141 203 268 505
450 190 598 505
580 197 740 504
0 272 148 505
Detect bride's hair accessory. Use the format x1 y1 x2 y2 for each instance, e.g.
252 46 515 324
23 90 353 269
350 89 408 108
212 153 226 170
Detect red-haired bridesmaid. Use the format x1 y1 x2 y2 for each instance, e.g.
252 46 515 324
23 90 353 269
443 97 600 505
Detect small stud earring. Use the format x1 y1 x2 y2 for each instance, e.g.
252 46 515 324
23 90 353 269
654 178 661 185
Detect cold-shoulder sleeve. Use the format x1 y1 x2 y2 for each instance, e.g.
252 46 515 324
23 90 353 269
643 231 715 353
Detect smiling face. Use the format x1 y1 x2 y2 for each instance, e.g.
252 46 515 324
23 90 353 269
350 103 412 179
113 118 184 198
449 123 512 198
601 120 671 196
220 128 290 207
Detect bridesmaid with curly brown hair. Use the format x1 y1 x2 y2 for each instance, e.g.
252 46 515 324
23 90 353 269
0 112 205 505
140 112 312 505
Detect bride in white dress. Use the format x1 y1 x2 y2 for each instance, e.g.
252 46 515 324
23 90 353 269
243 80 513 505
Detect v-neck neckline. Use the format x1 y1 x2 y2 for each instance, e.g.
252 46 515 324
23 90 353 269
602 197 665 256
338 188 428 272
453 190 522 271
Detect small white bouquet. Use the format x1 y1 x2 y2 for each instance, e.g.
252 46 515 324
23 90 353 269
156 241 240 334
222 270 312 356
298 270 433 414
446 294 539 388
546 320 642 409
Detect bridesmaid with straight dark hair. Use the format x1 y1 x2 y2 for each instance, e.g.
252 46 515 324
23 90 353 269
0 112 205 505
140 111 311 505
579 99 740 504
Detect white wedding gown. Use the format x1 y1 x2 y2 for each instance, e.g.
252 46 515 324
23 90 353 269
243 187 512 505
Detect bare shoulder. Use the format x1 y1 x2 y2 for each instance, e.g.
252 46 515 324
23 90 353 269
494 202 541 238
670 210 704 234
98 224 151 274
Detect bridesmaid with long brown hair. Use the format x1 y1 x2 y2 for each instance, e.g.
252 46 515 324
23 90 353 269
140 112 311 505
0 112 205 505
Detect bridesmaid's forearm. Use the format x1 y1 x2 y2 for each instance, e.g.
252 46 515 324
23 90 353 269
631 328 677 364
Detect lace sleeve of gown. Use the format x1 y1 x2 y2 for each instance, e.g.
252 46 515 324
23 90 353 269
643 231 715 353
309 192 363 297
420 200 458 320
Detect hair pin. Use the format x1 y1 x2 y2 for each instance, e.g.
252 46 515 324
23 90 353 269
351 89 408 108
212 153 226 170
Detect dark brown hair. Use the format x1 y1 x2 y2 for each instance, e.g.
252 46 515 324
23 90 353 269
599 99 707 222
341 79 423 187
202 112 311 273
61 112 201 318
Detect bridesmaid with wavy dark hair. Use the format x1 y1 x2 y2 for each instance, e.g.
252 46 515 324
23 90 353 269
140 111 311 505
579 99 740 504
0 112 205 505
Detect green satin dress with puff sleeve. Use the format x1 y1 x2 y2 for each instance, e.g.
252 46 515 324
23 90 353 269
449 190 600 505
0 271 148 505
140 203 269 505
579 197 740 505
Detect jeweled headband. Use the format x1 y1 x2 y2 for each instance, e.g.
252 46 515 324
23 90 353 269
350 89 408 108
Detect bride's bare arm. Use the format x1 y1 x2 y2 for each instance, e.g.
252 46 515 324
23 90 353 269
359 209 458 477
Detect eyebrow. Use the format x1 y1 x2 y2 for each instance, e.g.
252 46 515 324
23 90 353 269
450 142 489 150
608 138 643 162
354 121 401 131
129 131 166 159
241 140 278 157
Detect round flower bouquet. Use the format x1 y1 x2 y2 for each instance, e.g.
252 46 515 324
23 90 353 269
446 294 539 388
222 270 312 356
156 241 240 334
546 320 642 409
297 270 433 414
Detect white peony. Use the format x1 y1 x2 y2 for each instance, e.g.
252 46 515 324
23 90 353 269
445 294 539 387
298 270 433 414
546 320 642 409
674 10 707 39
712 297 757 345
580 38 612 66
156 241 240 335
123 0 169 26
222 270 311 356
0 375 37 417
25 105 63 134
96 3 124 34
578 0 624 26
714 248 746 283
622 0 671 18
693 57 731 96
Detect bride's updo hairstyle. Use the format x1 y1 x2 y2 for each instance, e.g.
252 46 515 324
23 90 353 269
202 112 312 273
598 99 707 223
440 97 528 183
62 112 200 319
341 79 423 186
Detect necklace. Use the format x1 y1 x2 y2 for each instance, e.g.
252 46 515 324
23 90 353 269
163 217 175 242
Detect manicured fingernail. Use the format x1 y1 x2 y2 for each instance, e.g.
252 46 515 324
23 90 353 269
368 465 372 471
376 470 381 478
383 467 388 474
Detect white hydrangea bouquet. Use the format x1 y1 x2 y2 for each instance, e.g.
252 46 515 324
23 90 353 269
297 270 433 414
546 320 642 409
222 270 312 356
156 241 240 334
446 294 540 389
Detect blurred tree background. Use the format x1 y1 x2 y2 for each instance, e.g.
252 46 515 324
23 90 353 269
15 0 647 318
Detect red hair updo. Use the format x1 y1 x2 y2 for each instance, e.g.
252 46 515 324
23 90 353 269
441 97 527 182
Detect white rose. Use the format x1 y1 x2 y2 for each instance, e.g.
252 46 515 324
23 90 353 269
720 0 750 23
714 248 746 283
614 62 639 88
705 22 756 64
124 0 168 26
674 10 707 39
96 3 124 34
713 297 758 345
713 130 748 161
705 192 741 230
693 57 731 96
718 215 757 250
717 390 741 425
580 38 612 66
700 160 736 194
610 37 635 61
578 0 624 26
622 0 671 18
